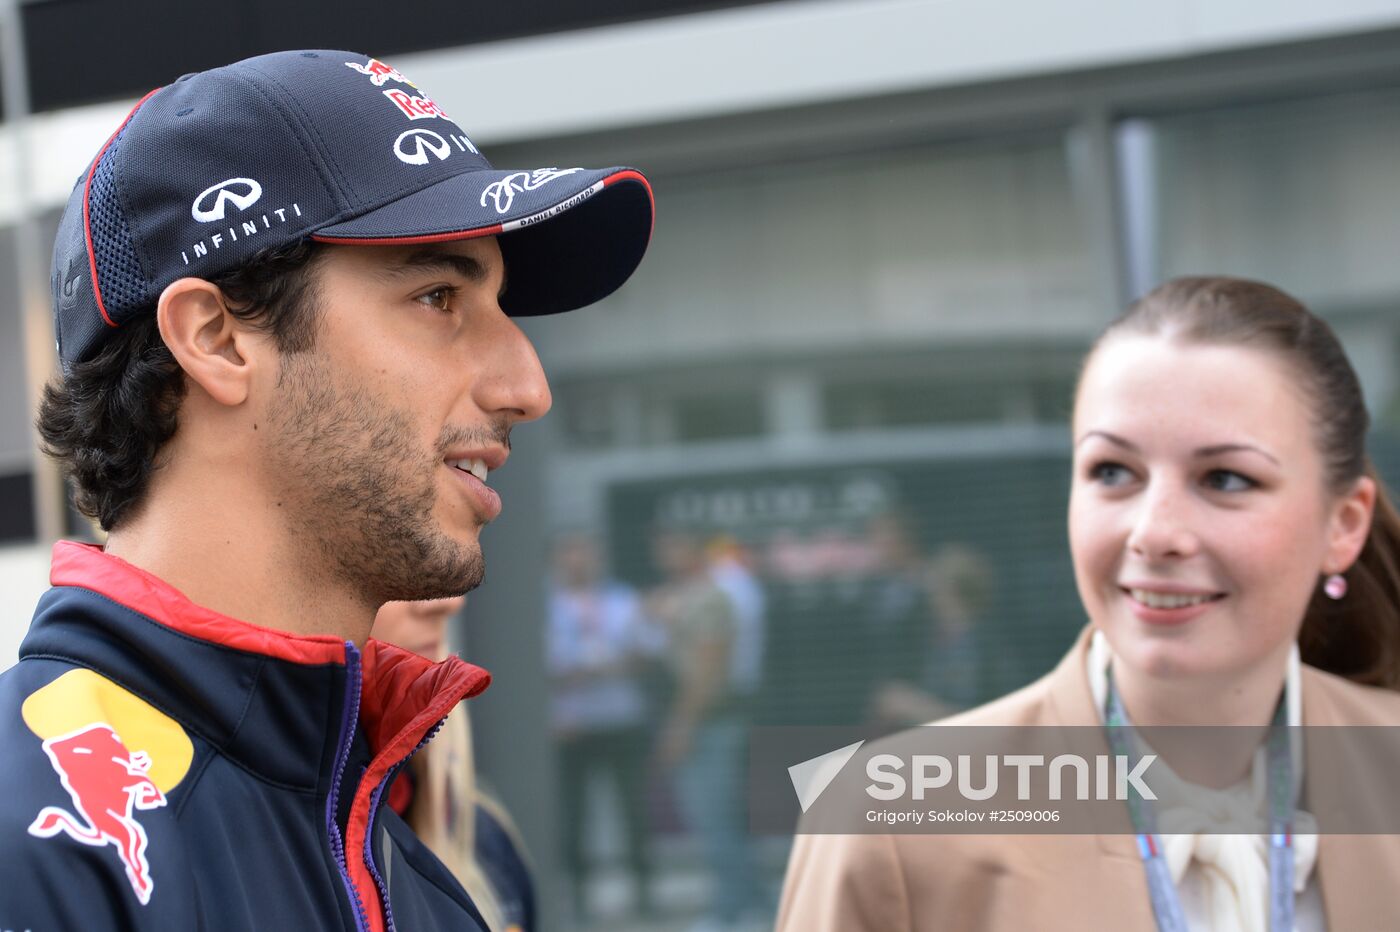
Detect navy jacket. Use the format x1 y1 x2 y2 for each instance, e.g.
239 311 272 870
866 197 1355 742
0 542 496 931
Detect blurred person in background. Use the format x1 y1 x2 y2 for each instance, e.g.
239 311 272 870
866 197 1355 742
650 529 764 931
872 542 995 727
547 534 662 922
373 597 535 932
853 514 932 727
706 536 767 717
779 277 1400 930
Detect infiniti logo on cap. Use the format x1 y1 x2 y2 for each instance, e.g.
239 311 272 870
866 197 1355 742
58 257 84 310
394 129 451 166
192 178 264 223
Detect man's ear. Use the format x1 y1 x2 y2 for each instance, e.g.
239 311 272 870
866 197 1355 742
156 278 262 407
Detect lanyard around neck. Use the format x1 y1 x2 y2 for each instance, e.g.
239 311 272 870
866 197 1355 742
1103 672 1294 932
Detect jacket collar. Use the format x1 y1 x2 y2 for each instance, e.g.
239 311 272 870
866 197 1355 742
1300 665 1400 929
24 542 491 794
50 540 351 660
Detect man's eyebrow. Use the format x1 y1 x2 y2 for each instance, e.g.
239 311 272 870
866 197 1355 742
384 249 486 282
1195 443 1280 465
1074 430 1137 452
382 247 508 298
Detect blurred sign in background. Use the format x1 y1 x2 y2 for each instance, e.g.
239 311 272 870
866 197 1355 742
5 2 1400 929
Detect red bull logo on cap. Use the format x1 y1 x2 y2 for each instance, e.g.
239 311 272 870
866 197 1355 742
383 88 450 121
22 670 193 906
342 56 448 122
344 57 415 88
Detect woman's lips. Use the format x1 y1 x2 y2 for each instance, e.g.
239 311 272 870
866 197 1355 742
1120 586 1225 625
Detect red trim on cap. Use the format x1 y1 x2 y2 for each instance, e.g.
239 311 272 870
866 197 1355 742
602 168 656 236
49 541 348 665
311 223 504 247
82 89 161 329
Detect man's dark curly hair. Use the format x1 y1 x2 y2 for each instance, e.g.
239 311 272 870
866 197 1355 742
37 239 326 531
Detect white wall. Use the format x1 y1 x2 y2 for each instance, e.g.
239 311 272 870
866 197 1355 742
6 0 1400 224
0 543 50 670
402 0 1400 142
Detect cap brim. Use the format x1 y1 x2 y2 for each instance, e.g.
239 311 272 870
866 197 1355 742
311 167 653 316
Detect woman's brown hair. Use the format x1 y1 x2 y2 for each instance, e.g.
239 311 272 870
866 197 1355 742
1088 276 1400 689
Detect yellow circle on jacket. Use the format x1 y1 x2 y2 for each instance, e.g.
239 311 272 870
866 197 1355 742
22 668 194 792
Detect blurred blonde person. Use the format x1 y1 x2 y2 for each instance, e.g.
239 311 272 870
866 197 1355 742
373 598 534 932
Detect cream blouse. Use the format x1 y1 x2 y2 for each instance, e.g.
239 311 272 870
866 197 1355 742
1086 632 1325 931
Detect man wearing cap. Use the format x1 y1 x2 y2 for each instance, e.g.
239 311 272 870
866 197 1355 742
0 50 652 931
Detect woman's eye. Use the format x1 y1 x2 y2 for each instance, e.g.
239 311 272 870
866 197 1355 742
1204 469 1256 492
416 286 456 312
1088 462 1134 487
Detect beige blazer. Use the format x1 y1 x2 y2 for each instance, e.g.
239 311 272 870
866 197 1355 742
776 628 1400 931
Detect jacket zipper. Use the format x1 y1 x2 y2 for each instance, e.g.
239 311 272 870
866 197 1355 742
363 717 449 932
327 640 371 932
344 655 489 932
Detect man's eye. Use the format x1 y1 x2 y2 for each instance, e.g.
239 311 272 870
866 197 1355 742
1204 469 1256 492
1088 462 1133 487
416 286 456 312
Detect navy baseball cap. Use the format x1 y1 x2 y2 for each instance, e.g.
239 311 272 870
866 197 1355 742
51 49 654 369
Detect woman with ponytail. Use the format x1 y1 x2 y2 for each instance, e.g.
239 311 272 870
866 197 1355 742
1103 278 1400 692
778 277 1400 931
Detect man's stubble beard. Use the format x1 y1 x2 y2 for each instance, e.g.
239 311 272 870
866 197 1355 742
265 350 485 605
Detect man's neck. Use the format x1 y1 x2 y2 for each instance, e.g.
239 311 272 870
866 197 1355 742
104 474 376 647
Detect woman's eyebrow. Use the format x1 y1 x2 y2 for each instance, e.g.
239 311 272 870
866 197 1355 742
1074 430 1137 451
1195 443 1280 465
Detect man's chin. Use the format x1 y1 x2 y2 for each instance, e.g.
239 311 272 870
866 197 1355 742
446 538 487 592
378 536 483 603
430 552 484 598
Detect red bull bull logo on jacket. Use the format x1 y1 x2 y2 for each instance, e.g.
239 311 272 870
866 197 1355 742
21 669 193 905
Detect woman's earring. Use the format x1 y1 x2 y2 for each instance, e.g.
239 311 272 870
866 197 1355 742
1324 573 1348 600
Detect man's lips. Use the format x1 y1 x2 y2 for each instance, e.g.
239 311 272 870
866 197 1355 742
445 461 502 521
444 446 508 472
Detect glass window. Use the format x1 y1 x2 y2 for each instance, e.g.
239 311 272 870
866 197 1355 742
531 131 1103 371
1121 86 1400 304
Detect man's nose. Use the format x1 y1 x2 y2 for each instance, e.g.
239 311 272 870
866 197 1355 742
474 312 553 425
